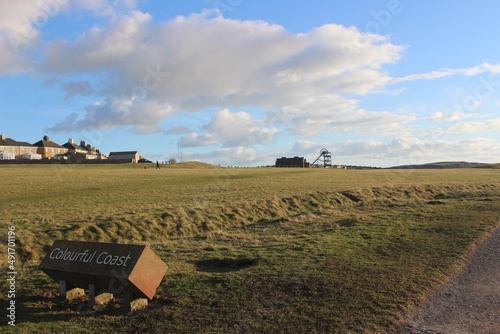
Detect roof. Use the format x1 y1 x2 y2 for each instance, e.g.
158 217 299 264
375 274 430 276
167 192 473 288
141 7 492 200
32 138 66 149
0 137 36 147
63 142 89 152
108 151 139 161
109 151 139 156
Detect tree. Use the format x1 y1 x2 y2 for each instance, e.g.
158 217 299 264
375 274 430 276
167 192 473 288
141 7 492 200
168 158 177 164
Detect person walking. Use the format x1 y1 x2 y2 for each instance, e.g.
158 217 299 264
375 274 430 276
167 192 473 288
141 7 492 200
156 161 160 169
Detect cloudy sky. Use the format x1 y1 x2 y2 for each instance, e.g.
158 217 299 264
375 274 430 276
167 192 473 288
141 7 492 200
1 0 499 166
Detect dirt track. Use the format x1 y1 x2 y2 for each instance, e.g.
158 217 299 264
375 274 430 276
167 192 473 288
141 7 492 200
396 227 500 334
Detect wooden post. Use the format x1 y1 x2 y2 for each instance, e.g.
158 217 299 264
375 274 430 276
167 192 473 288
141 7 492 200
59 280 67 300
88 284 96 307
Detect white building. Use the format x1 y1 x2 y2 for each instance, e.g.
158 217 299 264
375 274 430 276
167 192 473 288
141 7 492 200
20 153 43 160
0 151 15 160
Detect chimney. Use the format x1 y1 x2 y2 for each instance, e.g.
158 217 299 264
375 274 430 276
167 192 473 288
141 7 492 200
43 135 49 142
69 138 74 144
80 140 86 147
1 134 5 140
87 144 91 149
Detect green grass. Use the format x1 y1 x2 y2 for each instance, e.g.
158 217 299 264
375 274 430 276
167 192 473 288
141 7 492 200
0 164 499 333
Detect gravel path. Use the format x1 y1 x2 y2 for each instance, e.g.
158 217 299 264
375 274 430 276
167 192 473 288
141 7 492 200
396 227 500 334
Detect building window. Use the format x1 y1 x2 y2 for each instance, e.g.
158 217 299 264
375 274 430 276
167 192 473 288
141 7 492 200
13 148 17 154
30 148 34 153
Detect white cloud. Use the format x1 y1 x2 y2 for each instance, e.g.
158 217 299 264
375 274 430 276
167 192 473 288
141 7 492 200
392 62 500 84
185 146 260 166
295 136 500 167
334 139 387 157
62 80 94 100
445 118 500 134
180 133 219 147
0 0 63 74
39 11 407 136
395 137 500 165
40 10 152 74
180 109 279 147
289 140 322 156
424 116 500 137
166 125 192 135
48 98 173 134
72 0 140 17
0 0 141 74
427 111 469 121
270 96 415 137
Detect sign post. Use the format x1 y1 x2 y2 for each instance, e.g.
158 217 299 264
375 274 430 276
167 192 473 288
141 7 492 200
39 240 167 311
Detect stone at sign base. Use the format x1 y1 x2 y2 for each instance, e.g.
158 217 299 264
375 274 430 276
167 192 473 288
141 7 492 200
88 283 114 307
123 289 148 312
95 293 114 306
64 287 85 302
128 298 148 312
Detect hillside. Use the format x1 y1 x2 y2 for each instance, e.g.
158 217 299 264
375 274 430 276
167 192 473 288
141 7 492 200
474 163 500 169
165 161 222 169
389 161 490 169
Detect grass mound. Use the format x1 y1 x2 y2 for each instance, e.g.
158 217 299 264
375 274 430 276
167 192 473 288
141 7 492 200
11 183 496 266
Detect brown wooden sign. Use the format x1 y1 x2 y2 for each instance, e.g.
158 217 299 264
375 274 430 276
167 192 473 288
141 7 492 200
39 240 167 300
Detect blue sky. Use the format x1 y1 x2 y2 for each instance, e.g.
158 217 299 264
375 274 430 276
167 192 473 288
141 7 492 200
1 0 499 167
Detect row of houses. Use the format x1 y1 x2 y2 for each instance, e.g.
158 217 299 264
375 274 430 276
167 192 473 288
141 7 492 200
0 134 141 163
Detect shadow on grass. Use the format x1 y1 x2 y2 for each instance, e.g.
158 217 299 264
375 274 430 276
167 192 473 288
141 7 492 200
4 294 83 327
337 218 358 227
194 258 259 273
8 291 164 327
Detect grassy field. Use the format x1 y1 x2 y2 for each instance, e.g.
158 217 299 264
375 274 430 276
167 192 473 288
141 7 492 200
0 163 499 333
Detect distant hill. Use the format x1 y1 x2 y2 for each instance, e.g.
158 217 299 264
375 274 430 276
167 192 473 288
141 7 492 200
474 163 500 169
389 161 492 169
167 161 222 169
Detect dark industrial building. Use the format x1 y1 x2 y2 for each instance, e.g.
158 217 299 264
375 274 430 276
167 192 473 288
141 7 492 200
275 156 310 168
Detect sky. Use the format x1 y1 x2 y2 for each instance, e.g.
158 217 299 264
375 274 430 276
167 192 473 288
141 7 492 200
1 0 499 167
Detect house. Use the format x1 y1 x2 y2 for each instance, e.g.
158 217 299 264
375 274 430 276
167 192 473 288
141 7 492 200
0 134 38 159
62 138 106 161
78 140 98 155
63 138 89 155
32 135 68 159
108 151 140 163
